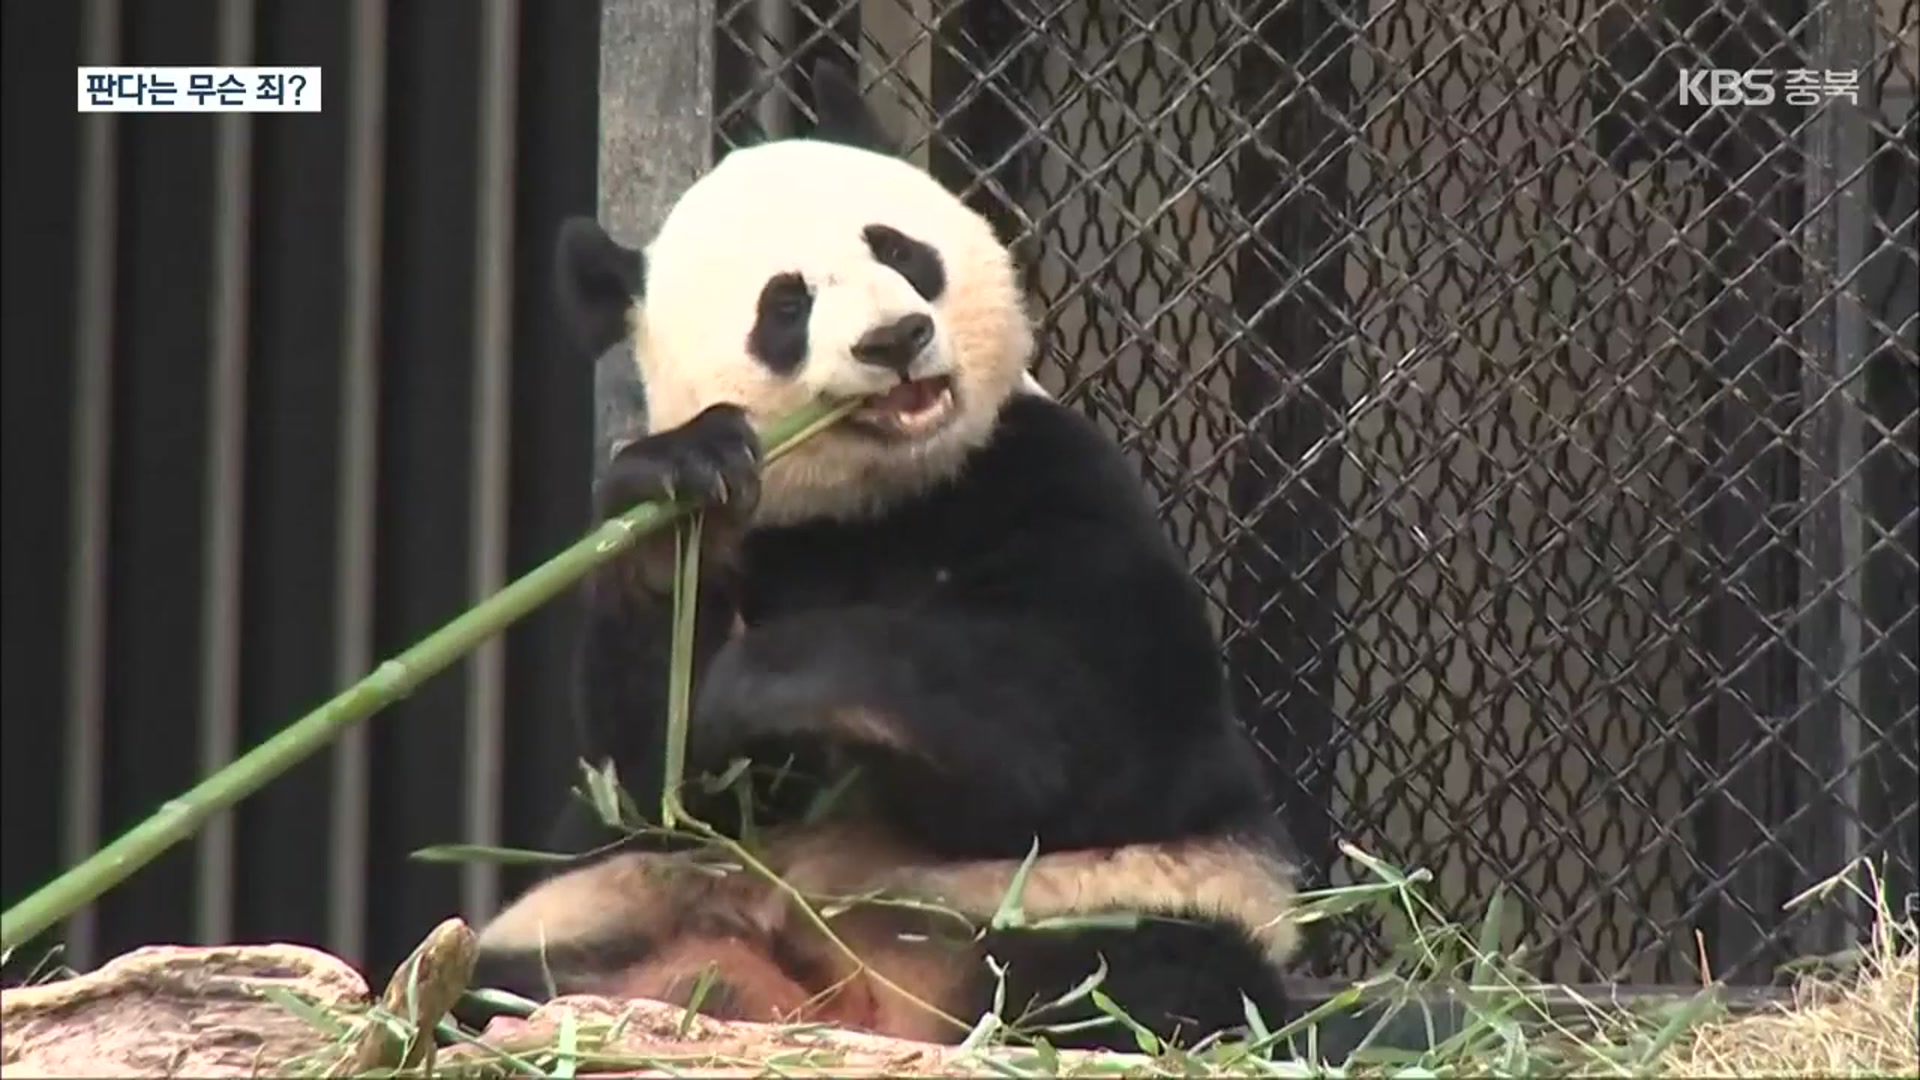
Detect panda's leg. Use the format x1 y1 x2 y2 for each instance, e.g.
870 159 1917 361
978 919 1289 1053
602 935 820 1023
467 853 694 1007
456 933 817 1032
451 930 671 1035
466 850 781 1019
767 906 990 1045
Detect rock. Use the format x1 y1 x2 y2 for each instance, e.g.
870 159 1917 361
3 942 1140 1078
442 995 965 1078
0 943 369 1078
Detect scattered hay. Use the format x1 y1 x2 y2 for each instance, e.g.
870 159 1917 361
1654 877 1918 1078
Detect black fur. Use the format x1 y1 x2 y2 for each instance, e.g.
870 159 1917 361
677 399 1269 856
808 59 896 155
984 918 1293 1050
558 390 1275 858
594 403 763 528
554 216 645 359
862 224 947 302
748 272 814 374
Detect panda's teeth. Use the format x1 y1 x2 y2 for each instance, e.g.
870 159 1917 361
857 380 957 436
893 386 957 433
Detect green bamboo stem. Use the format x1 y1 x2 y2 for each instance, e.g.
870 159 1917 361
0 398 858 956
660 512 703 830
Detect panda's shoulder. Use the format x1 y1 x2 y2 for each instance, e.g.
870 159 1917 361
981 392 1111 455
966 394 1146 509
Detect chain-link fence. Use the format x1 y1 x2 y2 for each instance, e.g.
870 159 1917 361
697 0 1918 988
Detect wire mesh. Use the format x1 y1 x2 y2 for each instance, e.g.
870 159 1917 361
706 0 1919 986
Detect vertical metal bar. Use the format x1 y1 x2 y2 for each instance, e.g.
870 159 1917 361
1226 0 1355 920
464 0 521 924
64 0 122 972
592 0 717 479
1862 75 1920 916
928 1 1023 250
790 0 860 134
194 0 256 949
755 0 791 138
329 0 388 962
1797 0 1877 953
879 0 938 174
1692 0 1806 980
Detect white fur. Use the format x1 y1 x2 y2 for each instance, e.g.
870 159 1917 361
632 139 1036 525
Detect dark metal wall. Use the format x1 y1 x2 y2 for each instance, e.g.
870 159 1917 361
2 1 604 982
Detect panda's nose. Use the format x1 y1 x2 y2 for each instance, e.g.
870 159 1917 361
851 313 935 376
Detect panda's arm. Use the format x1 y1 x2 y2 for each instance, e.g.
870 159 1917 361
689 604 1101 798
547 403 772 855
548 572 741 854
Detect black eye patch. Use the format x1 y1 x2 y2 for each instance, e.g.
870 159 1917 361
862 224 946 302
747 272 813 375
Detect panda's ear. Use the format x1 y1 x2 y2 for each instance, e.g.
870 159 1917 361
554 215 646 360
809 59 898 156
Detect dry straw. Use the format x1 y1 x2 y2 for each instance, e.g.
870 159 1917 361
1655 864 1918 1078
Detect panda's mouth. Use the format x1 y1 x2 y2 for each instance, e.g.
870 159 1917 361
850 376 958 438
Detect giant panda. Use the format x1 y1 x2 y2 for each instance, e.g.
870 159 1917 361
466 61 1305 1051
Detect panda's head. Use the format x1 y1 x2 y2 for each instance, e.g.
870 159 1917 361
555 63 1036 525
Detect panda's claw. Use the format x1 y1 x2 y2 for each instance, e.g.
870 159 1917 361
595 403 763 524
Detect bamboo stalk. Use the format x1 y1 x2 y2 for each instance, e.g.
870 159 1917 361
0 398 858 955
660 513 703 831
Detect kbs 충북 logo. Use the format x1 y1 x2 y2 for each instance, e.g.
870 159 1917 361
1677 68 1861 107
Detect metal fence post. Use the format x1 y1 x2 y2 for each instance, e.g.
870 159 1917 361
593 0 716 476
62 0 124 973
1796 0 1880 959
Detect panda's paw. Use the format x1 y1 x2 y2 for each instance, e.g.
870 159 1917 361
597 404 764 522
